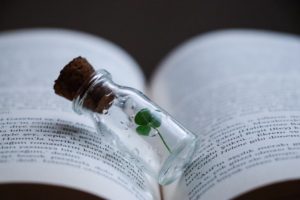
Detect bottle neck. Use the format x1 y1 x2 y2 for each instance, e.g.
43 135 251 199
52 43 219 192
72 70 117 115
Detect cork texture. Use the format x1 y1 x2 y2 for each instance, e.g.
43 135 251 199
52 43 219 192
54 56 115 114
54 56 95 101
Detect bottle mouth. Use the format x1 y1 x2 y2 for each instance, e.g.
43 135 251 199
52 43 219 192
93 69 112 80
72 69 114 115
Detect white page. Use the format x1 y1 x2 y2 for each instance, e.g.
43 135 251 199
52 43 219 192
0 29 159 200
151 30 300 200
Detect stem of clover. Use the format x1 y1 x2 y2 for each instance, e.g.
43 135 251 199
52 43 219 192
154 127 171 153
134 108 171 153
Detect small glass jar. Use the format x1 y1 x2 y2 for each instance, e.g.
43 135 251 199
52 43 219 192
73 69 197 185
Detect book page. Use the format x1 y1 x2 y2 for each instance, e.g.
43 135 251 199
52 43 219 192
0 29 159 200
151 30 300 200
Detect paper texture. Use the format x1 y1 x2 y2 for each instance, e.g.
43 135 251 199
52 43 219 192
0 29 158 200
151 30 300 200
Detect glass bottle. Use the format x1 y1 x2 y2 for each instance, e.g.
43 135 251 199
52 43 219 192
73 69 197 185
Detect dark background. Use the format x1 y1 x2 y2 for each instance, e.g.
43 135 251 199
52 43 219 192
1 0 300 79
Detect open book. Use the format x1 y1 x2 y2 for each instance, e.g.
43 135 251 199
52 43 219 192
1 28 300 200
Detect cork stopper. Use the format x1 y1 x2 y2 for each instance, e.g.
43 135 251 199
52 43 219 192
54 56 95 101
54 56 115 113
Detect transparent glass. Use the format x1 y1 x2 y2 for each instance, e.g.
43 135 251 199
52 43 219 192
73 70 197 185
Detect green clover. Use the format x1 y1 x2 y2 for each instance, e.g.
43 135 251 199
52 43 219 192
134 108 161 135
134 108 171 152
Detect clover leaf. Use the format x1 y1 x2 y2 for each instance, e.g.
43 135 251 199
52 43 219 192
134 108 152 126
134 108 171 152
135 108 161 135
149 114 161 128
136 125 151 136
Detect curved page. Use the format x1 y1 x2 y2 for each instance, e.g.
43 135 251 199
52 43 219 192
0 29 159 200
151 30 300 200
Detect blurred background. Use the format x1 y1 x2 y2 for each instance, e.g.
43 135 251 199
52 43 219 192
1 0 300 79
